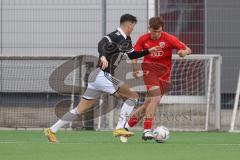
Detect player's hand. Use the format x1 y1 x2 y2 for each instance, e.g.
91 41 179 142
148 46 162 56
148 46 161 54
100 56 108 70
177 50 187 58
178 47 192 57
132 67 139 78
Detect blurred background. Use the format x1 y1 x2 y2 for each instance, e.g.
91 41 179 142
0 0 239 131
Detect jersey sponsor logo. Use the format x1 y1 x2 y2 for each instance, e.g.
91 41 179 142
102 38 132 54
118 39 132 52
152 42 165 56
154 50 164 57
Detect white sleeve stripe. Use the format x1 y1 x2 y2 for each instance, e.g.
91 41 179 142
104 36 112 43
126 48 134 53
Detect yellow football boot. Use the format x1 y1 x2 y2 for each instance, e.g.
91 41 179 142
43 128 58 143
113 128 134 137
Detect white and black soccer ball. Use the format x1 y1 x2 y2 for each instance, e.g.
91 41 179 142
153 126 170 143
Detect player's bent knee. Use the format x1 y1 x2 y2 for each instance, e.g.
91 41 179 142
130 91 139 99
150 96 161 104
148 87 162 98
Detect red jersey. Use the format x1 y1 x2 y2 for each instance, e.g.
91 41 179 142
134 31 186 75
134 32 186 93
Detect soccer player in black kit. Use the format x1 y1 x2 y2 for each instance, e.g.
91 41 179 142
44 14 160 143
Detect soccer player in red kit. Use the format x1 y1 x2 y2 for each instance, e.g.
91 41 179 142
117 16 192 141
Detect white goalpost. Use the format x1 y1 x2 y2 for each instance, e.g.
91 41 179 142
229 71 240 132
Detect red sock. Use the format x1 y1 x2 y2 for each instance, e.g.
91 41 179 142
144 118 153 130
127 115 140 127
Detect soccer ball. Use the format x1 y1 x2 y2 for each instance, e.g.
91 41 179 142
153 126 170 143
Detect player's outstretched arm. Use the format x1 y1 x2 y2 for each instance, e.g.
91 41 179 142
127 46 160 59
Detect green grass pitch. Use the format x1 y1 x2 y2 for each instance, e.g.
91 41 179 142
0 131 240 160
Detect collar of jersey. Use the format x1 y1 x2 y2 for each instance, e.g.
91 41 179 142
117 27 127 39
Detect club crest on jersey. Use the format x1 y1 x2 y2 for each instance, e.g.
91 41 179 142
159 42 165 48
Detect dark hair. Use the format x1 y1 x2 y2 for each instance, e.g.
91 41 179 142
120 14 137 24
149 16 164 29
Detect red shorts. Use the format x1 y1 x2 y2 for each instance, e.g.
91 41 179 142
142 62 170 95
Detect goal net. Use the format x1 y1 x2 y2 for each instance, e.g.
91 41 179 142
0 55 221 131
0 55 98 129
229 71 240 132
97 54 222 131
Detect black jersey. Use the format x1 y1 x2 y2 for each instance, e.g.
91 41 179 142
97 28 150 75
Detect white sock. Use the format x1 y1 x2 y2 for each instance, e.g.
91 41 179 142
116 102 134 129
124 122 130 130
50 108 79 133
50 119 68 133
